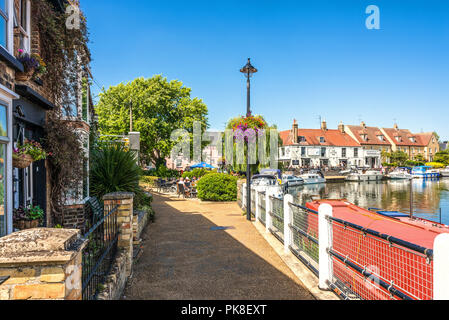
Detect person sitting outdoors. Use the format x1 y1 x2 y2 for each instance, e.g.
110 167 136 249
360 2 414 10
184 178 192 197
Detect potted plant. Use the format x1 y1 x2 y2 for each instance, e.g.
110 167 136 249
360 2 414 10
13 139 49 169
16 49 47 81
13 205 44 230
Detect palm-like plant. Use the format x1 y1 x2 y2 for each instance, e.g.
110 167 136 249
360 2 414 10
90 144 142 199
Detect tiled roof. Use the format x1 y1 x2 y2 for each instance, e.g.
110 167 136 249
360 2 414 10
414 132 435 147
381 128 422 147
280 129 360 147
346 125 391 146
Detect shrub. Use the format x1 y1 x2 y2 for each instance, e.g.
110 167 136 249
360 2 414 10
90 144 142 199
140 176 159 187
426 162 446 169
197 173 238 202
182 168 215 179
405 160 426 167
144 166 180 178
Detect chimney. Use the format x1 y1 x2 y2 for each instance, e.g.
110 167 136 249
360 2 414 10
361 121 366 128
292 119 298 144
338 121 345 134
394 123 399 130
321 119 327 131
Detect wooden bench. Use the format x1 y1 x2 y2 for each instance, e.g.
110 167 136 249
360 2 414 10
85 196 103 224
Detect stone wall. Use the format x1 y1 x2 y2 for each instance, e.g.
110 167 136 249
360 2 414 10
132 208 152 243
0 228 86 300
103 193 134 278
97 250 128 300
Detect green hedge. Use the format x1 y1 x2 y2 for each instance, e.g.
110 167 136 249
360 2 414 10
140 176 159 187
196 173 238 202
182 168 216 179
143 166 180 178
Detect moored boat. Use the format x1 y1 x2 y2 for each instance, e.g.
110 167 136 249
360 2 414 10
346 168 383 181
282 175 304 187
387 167 413 180
440 166 449 177
299 171 326 185
411 166 440 179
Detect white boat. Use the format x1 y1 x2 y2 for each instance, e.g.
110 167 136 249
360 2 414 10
440 166 449 177
387 168 412 180
251 174 280 186
282 175 304 187
411 166 440 179
299 172 326 185
346 169 383 182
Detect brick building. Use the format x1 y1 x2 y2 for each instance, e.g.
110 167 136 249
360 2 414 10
0 0 93 237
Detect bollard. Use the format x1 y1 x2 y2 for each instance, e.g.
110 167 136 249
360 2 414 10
434 233 449 300
318 203 333 291
283 194 294 253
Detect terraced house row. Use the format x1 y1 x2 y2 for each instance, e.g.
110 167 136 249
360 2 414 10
0 0 93 237
279 120 440 169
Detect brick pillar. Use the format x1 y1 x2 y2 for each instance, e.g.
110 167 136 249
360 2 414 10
103 192 134 277
0 228 87 300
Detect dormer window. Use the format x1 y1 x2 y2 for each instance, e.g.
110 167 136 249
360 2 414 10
377 135 384 141
409 137 416 143
319 137 325 143
360 134 368 141
395 136 402 142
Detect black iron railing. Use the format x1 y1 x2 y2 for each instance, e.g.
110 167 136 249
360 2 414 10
82 202 119 300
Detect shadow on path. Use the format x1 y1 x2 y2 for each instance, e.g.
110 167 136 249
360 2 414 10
123 193 314 300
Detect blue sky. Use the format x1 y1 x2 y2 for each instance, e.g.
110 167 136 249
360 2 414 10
83 0 449 140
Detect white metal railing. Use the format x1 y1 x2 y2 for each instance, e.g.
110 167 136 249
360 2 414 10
238 185 449 300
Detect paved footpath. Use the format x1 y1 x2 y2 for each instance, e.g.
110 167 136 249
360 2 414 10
122 193 314 300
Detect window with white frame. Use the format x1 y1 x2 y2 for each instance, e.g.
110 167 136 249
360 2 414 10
15 0 30 52
0 0 12 51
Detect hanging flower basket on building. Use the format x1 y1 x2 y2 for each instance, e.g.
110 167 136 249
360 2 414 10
12 154 34 169
13 140 49 169
16 49 47 82
16 69 35 81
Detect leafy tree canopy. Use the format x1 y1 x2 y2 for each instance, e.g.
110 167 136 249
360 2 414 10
96 75 208 166
435 150 449 165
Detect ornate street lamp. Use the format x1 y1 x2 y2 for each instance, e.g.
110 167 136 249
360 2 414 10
240 58 258 221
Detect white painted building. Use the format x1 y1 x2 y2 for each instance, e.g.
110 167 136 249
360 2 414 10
279 120 364 169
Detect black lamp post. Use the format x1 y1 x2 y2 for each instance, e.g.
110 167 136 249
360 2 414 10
240 58 258 221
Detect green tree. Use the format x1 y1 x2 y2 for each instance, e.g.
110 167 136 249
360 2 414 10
434 150 449 165
383 151 409 166
96 75 208 167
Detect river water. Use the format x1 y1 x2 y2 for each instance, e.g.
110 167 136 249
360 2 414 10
287 178 449 225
